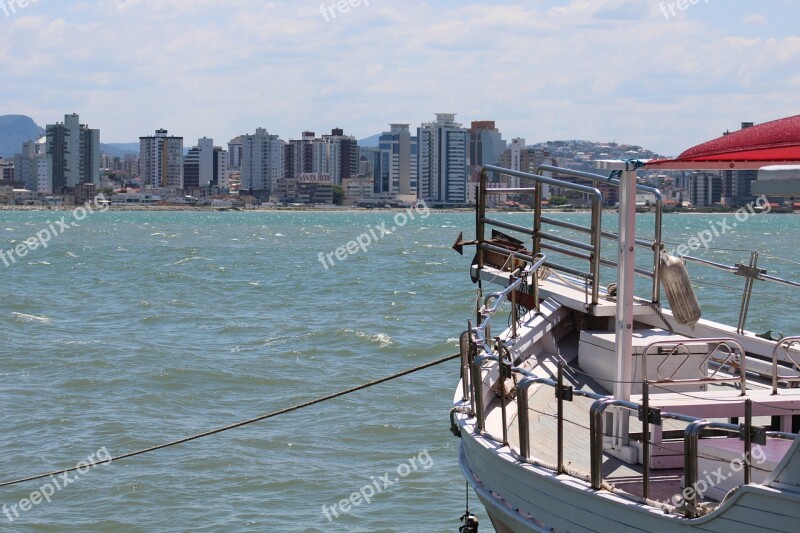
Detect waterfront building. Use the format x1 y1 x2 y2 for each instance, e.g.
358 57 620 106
227 136 243 170
184 138 228 189
469 121 506 179
239 128 284 198
417 113 469 205
139 129 184 189
45 113 100 188
377 124 418 198
689 172 722 207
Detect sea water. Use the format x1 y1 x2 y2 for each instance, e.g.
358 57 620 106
0 210 797 531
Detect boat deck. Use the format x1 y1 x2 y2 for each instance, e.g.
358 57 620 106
482 355 790 506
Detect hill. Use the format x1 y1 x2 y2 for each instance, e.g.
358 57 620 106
0 115 44 158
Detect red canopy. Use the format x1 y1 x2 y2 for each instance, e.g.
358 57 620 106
645 114 800 170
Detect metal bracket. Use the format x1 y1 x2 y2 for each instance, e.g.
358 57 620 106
638 405 662 426
739 425 767 446
555 385 573 402
734 263 767 280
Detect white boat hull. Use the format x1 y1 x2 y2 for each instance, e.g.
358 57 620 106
457 417 800 532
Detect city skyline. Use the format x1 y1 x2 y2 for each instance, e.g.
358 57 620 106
1 1 798 155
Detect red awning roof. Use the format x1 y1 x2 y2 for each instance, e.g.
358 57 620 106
646 115 800 170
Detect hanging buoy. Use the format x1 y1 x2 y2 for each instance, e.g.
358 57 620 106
459 512 479 532
659 252 701 327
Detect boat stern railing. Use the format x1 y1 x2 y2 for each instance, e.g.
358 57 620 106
642 338 747 394
474 164 664 310
772 336 800 394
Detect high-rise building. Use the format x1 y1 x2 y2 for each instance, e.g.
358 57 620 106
469 121 506 175
227 136 243 170
321 128 359 185
690 172 722 207
284 131 317 180
418 114 468 204
240 128 285 198
45 113 100 189
284 129 358 186
721 122 758 206
377 124 418 197
139 129 184 189
13 138 51 193
184 138 228 189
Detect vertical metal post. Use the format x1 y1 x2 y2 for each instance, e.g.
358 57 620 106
518 380 531 460
511 271 518 339
476 174 487 328
590 196 602 307
533 184 541 313
744 399 753 485
500 354 508 446
460 328 471 402
557 363 565 474
684 422 702 518
471 361 485 432
642 381 650 500
533 173 543 258
590 400 609 490
737 252 758 334
652 200 663 304
614 166 637 449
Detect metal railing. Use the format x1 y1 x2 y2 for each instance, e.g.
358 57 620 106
641 338 747 393
467 349 799 519
538 164 664 305
681 252 800 334
467 255 547 441
476 165 664 310
772 336 800 394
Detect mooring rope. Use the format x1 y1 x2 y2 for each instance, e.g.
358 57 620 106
0 353 460 489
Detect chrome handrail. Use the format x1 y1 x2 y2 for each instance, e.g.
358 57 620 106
479 165 606 307
772 336 800 394
538 163 664 304
680 254 800 334
642 338 747 393
476 164 664 309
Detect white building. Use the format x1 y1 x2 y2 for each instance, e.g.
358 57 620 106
184 138 227 188
139 129 184 189
240 128 285 197
45 113 100 188
36 156 52 194
418 113 468 204
227 136 243 170
321 128 359 186
377 124 418 198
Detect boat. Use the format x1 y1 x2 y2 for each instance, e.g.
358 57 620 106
450 115 800 532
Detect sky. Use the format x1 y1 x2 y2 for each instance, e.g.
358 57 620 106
1 0 798 155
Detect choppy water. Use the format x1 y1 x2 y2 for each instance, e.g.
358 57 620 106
0 210 797 532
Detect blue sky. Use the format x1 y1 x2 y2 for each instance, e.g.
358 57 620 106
1 0 798 155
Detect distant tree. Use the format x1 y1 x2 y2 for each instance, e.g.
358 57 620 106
332 185 345 206
548 196 568 206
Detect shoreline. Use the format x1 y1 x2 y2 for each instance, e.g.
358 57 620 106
0 205 793 215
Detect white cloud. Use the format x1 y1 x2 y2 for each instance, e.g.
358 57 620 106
742 13 768 26
0 0 797 154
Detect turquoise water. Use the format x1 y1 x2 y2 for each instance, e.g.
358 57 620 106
0 210 797 532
